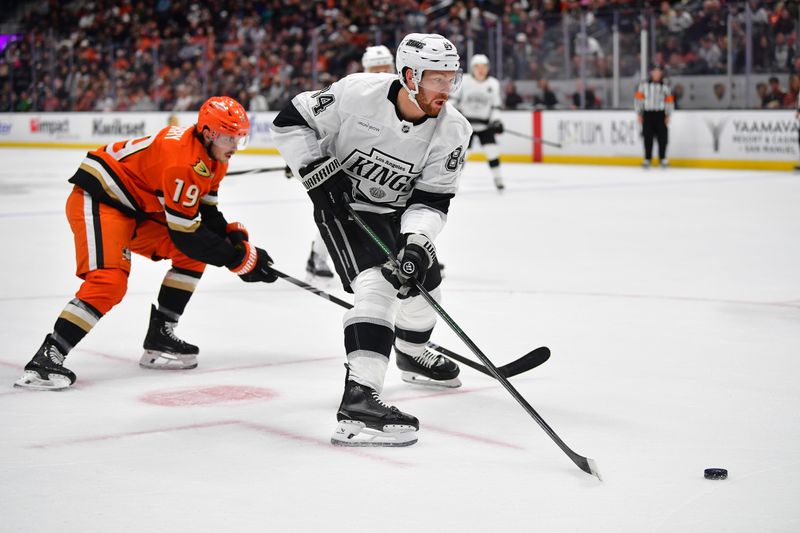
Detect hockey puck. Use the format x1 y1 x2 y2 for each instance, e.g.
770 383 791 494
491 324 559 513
704 468 728 480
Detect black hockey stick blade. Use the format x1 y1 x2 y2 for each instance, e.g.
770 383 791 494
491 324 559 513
499 346 550 377
427 343 550 378
227 166 287 176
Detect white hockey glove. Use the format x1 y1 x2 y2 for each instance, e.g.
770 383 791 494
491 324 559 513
381 233 436 299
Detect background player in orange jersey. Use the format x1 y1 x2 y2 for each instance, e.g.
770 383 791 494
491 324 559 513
15 96 277 390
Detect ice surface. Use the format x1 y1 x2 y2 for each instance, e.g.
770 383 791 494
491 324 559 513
1 148 799 532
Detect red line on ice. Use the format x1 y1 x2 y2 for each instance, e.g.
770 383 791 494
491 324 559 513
28 419 415 467
385 386 526 450
28 420 240 449
193 356 340 374
77 348 133 363
424 425 526 450
239 421 415 467
386 385 498 403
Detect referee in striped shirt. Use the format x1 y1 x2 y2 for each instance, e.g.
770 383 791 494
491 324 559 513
635 65 675 168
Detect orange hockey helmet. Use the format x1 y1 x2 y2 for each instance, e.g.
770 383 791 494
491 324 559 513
197 96 251 150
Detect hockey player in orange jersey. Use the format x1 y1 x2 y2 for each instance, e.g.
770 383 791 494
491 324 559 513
15 96 277 390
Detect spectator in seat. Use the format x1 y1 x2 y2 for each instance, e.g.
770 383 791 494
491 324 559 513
782 75 799 109
752 35 770 73
698 34 723 73
504 80 524 110
571 80 599 109
762 76 786 108
773 33 790 72
755 81 768 105
791 56 800 76
534 78 559 109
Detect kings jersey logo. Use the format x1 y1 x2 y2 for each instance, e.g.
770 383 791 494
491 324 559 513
341 148 421 205
191 159 211 177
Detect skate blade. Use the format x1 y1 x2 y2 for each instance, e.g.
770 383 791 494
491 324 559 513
330 420 418 447
14 371 72 391
400 372 462 389
139 350 198 370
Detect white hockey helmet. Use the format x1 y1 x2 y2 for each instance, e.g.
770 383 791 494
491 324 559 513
470 54 490 70
362 45 394 71
396 33 462 109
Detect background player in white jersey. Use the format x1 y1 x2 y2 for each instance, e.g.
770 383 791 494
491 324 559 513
303 45 395 278
453 54 505 190
361 45 394 74
272 33 471 447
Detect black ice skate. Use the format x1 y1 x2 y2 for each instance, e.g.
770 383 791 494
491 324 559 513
306 249 334 278
395 348 461 388
493 176 505 191
140 305 199 370
15 335 76 390
331 370 419 447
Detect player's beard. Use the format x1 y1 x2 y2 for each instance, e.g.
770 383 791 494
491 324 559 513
417 89 449 117
208 142 235 162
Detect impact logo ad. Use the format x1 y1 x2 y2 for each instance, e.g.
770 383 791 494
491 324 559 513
29 117 69 135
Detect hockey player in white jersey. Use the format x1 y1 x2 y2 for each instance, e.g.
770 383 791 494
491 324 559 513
303 45 396 278
272 33 472 447
453 54 505 190
361 45 395 73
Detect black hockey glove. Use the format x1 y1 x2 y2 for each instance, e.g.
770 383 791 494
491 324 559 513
381 233 436 299
299 156 353 220
489 120 504 135
227 242 278 283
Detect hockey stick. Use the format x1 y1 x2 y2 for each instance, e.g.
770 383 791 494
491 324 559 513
271 268 550 379
503 129 563 148
227 166 287 176
347 206 600 479
427 342 548 379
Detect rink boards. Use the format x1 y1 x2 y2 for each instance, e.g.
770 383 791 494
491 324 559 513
0 109 797 170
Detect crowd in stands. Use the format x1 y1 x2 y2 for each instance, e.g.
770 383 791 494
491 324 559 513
651 0 799 77
0 0 798 112
758 73 800 108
